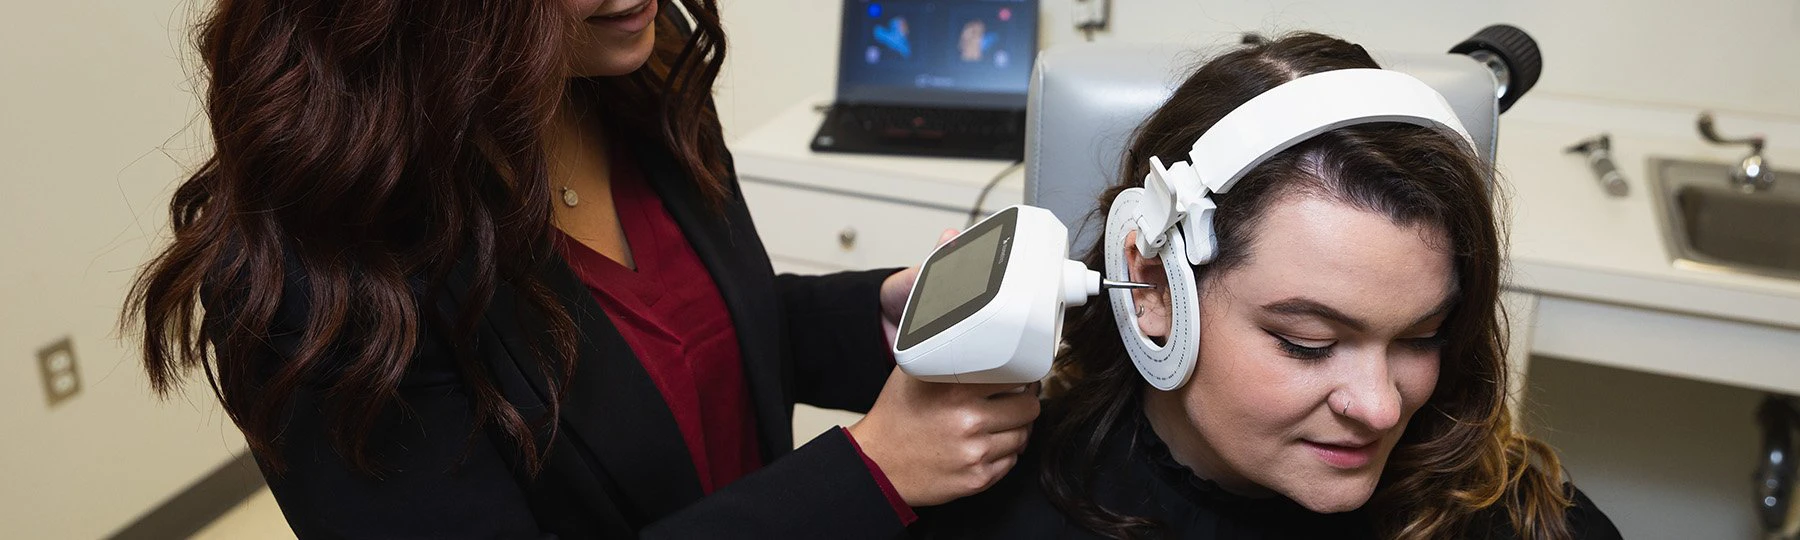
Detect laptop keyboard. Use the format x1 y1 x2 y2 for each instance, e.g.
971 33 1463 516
837 105 1023 139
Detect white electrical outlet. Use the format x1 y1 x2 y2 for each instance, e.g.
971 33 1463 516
38 336 81 407
1072 0 1112 38
1072 0 1099 25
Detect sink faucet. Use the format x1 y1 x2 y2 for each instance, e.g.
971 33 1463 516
1697 112 1773 193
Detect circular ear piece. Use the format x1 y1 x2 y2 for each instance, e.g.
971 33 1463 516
1105 188 1201 391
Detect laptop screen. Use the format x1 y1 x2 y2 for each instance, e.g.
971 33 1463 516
835 0 1040 109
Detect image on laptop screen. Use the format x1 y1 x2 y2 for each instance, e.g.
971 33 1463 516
836 0 1040 109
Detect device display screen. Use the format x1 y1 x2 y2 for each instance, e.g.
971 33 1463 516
896 207 1017 350
836 0 1040 109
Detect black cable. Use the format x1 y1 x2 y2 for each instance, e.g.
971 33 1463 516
967 160 1025 228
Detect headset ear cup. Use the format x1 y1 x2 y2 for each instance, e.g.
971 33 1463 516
1105 188 1202 391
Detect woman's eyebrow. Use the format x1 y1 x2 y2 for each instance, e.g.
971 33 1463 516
1262 298 1368 332
1261 294 1459 333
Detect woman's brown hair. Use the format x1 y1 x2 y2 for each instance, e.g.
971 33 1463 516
124 0 728 475
1040 33 1574 539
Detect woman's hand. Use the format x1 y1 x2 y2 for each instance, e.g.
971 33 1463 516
848 369 1041 507
879 229 959 327
861 227 1036 507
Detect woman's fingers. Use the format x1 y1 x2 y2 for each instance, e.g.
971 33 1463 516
981 424 1032 464
938 228 960 246
981 387 1040 433
849 368 1044 506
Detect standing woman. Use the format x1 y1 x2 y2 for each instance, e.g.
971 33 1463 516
126 0 1039 537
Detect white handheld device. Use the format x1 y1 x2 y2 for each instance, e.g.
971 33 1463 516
892 205 1142 384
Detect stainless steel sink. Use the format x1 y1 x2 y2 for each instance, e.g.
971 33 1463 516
1650 158 1800 281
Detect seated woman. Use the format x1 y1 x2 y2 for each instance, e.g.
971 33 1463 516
912 33 1622 539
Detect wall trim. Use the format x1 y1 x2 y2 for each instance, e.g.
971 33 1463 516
108 451 269 540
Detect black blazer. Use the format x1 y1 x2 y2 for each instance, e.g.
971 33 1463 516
251 141 908 538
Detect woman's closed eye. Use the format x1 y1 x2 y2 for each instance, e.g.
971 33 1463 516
1264 329 1334 360
1265 329 1449 360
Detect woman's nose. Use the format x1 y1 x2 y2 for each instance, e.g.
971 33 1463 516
1337 354 1403 432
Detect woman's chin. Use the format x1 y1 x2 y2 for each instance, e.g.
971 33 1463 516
1282 479 1378 514
568 30 657 78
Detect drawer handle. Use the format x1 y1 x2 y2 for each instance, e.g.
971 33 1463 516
838 227 858 250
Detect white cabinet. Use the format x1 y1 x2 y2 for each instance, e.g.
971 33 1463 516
741 180 974 272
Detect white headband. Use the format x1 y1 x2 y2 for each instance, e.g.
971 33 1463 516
1106 68 1476 391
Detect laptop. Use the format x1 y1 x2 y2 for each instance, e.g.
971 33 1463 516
811 0 1040 161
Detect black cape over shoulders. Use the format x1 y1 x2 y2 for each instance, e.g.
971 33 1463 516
910 403 1623 540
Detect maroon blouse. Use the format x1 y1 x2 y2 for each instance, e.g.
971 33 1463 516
555 149 915 522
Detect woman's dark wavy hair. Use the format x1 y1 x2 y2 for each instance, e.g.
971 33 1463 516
124 0 728 475
1039 33 1573 539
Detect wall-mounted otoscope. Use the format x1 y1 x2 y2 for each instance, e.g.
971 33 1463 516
1567 133 1629 197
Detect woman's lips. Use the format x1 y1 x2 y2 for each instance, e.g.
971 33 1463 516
1304 439 1378 469
586 0 657 34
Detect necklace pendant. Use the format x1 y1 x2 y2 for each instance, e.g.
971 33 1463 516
560 186 580 207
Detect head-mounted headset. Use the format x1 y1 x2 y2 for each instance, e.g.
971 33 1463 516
1104 68 1477 391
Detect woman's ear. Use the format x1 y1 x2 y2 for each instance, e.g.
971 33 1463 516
1123 230 1173 339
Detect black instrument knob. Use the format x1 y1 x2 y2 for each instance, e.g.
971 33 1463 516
1450 25 1543 113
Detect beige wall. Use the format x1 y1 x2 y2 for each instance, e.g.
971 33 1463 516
1 1 244 539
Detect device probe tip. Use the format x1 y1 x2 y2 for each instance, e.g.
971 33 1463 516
1100 279 1154 290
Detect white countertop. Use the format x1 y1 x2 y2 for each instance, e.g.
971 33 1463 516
1497 96 1800 330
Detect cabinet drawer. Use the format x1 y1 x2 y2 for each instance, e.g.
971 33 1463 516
742 180 970 271
768 255 844 275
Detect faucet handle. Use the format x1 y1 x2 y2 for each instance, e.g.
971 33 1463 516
1698 112 1766 153
1697 112 1773 192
